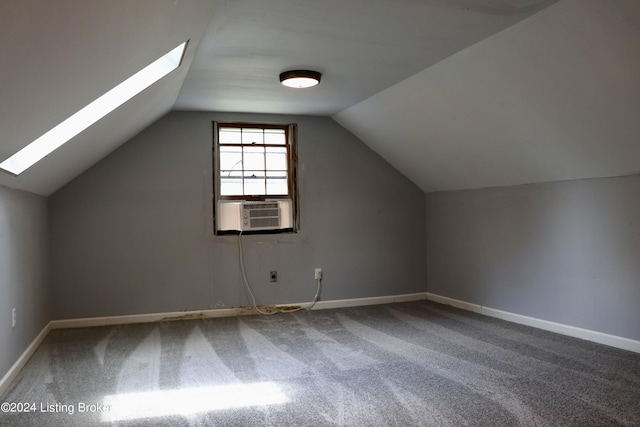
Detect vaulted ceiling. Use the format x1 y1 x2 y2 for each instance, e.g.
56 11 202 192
1 0 638 196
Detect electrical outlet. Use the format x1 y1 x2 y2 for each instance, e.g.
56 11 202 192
315 268 322 280
12 308 16 328
270 271 278 282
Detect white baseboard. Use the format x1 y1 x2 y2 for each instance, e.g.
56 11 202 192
311 292 430 310
49 307 253 329
48 292 430 330
427 293 640 354
0 322 52 397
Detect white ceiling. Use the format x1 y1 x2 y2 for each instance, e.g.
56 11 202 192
1 0 639 196
335 0 640 192
0 0 216 195
175 0 557 115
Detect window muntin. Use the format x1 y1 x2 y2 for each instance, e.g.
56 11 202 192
217 125 290 198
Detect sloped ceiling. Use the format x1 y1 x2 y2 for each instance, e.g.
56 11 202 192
0 0 215 195
334 0 640 192
175 0 557 116
2 0 638 196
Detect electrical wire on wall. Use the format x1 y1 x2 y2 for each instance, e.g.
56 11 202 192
238 232 322 315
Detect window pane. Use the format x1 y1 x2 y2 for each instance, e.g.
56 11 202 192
219 128 241 144
265 147 287 171
242 128 264 145
219 146 242 171
243 146 265 170
244 171 265 195
266 171 288 195
220 174 243 195
264 129 286 145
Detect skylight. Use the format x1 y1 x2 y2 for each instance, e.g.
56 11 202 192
0 41 188 176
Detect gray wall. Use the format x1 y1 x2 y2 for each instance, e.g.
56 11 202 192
426 175 640 341
0 185 49 379
49 112 427 319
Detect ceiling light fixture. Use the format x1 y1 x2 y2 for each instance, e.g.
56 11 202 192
279 70 321 88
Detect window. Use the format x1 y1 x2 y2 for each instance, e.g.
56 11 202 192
0 41 188 176
213 122 299 234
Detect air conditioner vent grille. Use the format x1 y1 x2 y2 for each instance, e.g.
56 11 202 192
248 208 279 218
248 217 279 229
242 202 281 230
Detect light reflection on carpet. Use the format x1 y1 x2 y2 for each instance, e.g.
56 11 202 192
101 382 288 422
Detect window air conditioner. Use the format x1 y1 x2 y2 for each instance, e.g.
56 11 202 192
241 201 281 231
216 199 293 233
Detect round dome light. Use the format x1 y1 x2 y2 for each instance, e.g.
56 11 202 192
279 70 321 88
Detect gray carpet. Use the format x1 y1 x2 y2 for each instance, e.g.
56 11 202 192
1 301 639 426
